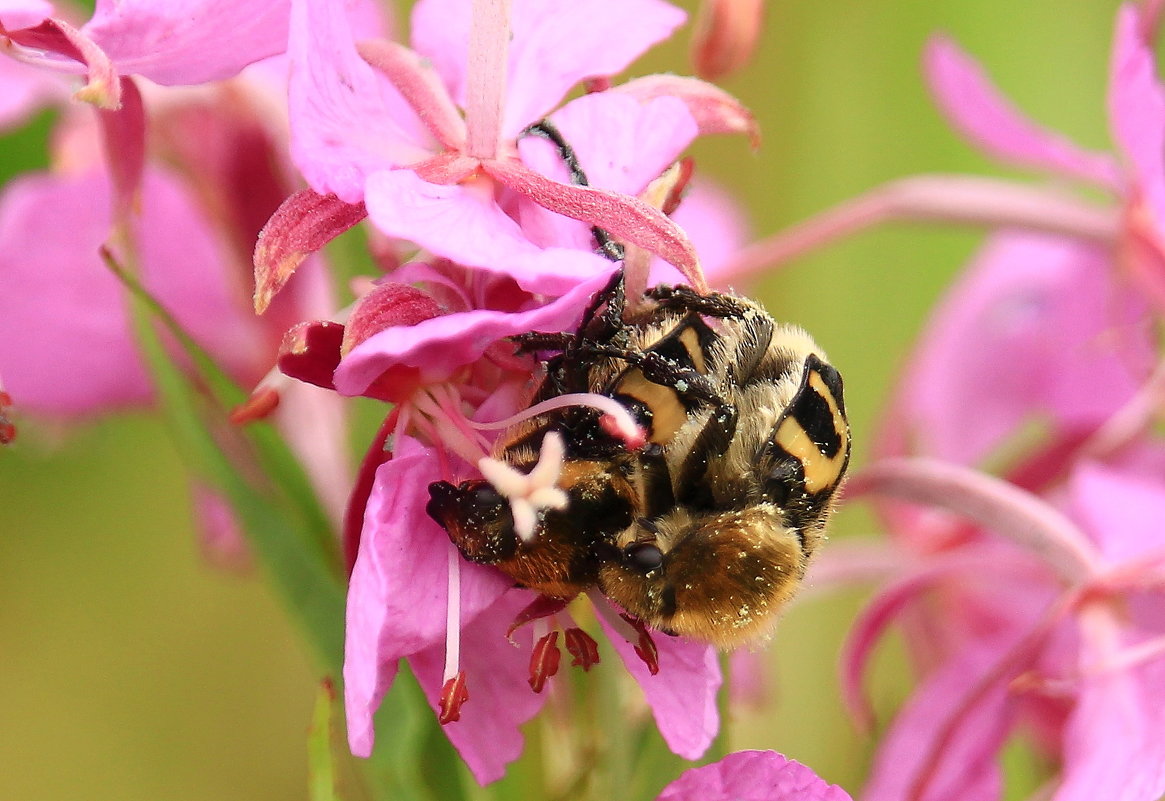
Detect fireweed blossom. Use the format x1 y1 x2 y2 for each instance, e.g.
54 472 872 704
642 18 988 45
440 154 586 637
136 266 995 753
258 0 764 782
0 0 355 527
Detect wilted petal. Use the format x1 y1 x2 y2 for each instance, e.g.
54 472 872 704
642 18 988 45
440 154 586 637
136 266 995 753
343 437 511 756
83 0 291 85
1108 4 1165 226
289 0 434 203
412 0 686 139
656 750 852 801
595 609 721 760
882 232 1153 467
334 268 615 397
364 168 616 295
924 35 1121 189
410 591 548 785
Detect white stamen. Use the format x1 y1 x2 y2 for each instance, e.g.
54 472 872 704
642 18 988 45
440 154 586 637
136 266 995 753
478 431 569 541
443 542 462 683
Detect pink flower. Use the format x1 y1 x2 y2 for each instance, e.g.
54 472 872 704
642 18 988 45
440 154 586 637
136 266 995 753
284 260 723 777
877 231 1155 471
923 3 1165 311
283 0 757 292
655 750 852 801
1 0 291 111
845 458 1165 801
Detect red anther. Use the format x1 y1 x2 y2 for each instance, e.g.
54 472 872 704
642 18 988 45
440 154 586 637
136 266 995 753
621 614 660 675
506 594 571 642
528 631 562 693
0 391 15 444
229 386 280 424
563 627 601 671
438 671 469 724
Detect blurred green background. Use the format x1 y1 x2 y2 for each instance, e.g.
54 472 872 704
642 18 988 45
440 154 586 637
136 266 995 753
0 1 1123 798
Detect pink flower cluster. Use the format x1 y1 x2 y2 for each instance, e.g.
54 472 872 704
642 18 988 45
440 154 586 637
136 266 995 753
1 0 774 788
827 5 1165 800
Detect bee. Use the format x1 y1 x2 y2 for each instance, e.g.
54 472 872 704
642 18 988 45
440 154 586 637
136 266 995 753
426 272 850 649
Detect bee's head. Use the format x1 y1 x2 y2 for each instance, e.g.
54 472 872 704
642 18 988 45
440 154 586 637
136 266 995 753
596 505 807 649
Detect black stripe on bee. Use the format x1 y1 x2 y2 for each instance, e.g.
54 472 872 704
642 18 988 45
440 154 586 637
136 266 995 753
770 354 850 497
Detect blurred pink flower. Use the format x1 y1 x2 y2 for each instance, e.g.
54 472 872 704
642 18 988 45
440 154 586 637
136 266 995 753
846 458 1165 801
656 750 852 801
0 0 291 111
924 3 1165 312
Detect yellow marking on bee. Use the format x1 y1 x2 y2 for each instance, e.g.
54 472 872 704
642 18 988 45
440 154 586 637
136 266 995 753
617 368 687 444
678 325 707 374
774 370 849 494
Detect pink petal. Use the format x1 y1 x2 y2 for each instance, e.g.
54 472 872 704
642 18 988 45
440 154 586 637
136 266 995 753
357 39 467 151
1108 4 1165 226
412 0 686 139
363 168 616 294
882 232 1153 467
1068 461 1165 564
343 437 511 757
333 268 616 397
924 35 1121 188
0 168 258 417
288 0 434 203
83 0 291 85
486 159 703 288
0 0 51 29
516 93 698 251
1055 609 1165 801
616 74 759 145
862 649 1013 801
409 591 548 785
595 608 721 760
656 750 852 801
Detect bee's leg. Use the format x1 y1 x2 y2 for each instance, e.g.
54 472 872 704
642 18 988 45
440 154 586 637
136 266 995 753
512 332 576 354
521 120 625 262
645 284 753 319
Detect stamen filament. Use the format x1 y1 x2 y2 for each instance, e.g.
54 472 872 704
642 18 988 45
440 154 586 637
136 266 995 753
469 392 646 448
444 542 462 683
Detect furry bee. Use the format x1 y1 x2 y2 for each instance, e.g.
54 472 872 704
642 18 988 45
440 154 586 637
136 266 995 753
426 273 850 649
